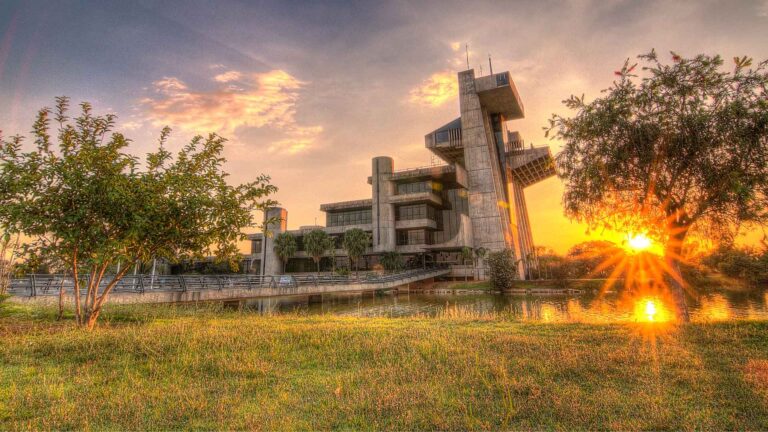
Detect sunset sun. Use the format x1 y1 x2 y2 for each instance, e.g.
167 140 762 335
626 233 653 253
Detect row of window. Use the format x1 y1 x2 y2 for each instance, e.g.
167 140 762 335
396 204 440 222
396 181 439 195
396 229 433 246
326 209 373 227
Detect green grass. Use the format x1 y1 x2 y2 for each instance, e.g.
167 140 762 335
2 302 768 430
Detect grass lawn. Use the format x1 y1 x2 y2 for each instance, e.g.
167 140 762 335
2 301 768 430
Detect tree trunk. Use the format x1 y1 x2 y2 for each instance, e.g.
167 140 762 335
72 255 82 325
665 224 691 322
57 279 65 320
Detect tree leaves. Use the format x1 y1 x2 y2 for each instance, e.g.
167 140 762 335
549 50 768 247
0 98 279 326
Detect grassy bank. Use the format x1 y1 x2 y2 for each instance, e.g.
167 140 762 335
2 303 768 430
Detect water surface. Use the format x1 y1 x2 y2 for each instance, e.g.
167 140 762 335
238 288 768 323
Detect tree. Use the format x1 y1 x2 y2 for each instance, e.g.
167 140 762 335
304 229 330 273
342 228 370 278
0 233 20 296
460 246 473 281
474 247 488 280
324 236 338 273
487 249 517 290
548 51 768 320
272 232 297 273
380 251 403 272
0 98 278 329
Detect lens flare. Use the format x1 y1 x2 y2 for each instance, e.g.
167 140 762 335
627 233 652 252
633 297 673 323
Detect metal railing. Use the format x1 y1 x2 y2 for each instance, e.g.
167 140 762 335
8 266 450 298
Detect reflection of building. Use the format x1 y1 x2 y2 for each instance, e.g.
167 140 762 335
249 68 555 279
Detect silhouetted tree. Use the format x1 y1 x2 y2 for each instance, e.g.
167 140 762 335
549 51 768 319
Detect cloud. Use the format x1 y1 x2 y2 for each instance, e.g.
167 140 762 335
140 69 322 154
760 0 768 16
407 70 458 107
213 70 242 82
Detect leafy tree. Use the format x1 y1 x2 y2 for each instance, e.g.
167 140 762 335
0 98 278 328
487 249 517 290
342 228 370 278
379 251 403 272
324 236 338 273
303 229 330 273
460 246 473 281
702 244 768 285
0 233 20 295
474 246 488 280
272 232 297 273
548 51 768 319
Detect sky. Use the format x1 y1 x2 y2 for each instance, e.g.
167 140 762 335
1 0 767 254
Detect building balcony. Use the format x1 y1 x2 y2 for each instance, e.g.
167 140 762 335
506 146 556 188
322 223 373 235
395 218 438 230
425 117 464 163
320 199 372 212
388 190 442 206
475 71 524 120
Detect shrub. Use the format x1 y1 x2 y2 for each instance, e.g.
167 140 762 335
379 252 404 272
488 249 518 290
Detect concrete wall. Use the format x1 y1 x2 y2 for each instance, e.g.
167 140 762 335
262 207 287 275
371 156 396 252
459 70 508 253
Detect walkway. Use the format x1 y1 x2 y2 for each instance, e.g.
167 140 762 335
8 267 451 305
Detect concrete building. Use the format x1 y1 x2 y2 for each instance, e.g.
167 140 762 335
248 68 555 279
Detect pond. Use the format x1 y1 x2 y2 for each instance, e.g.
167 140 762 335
236 288 768 323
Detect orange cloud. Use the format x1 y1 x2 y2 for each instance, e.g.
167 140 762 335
408 70 458 107
141 69 322 154
213 70 243 83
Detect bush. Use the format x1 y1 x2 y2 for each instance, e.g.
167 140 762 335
379 252 404 272
488 249 518 290
702 245 768 285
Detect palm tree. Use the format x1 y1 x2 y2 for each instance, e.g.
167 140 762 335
304 229 330 273
324 236 338 274
342 228 370 279
273 232 297 273
474 247 488 280
460 246 473 282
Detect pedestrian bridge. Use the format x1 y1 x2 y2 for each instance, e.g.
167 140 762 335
8 267 451 305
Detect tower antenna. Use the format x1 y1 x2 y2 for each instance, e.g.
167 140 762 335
465 43 470 70
488 53 493 75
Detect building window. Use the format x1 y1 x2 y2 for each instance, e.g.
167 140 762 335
396 229 432 246
435 130 450 143
396 181 432 195
251 239 263 254
496 72 509 86
397 204 439 221
326 209 373 227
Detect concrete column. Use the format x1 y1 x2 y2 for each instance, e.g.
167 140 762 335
262 207 288 275
459 70 508 253
371 156 395 252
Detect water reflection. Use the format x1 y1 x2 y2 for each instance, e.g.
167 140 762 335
238 289 768 323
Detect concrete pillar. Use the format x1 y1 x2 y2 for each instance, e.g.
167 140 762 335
371 156 396 252
458 70 509 253
262 207 287 275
